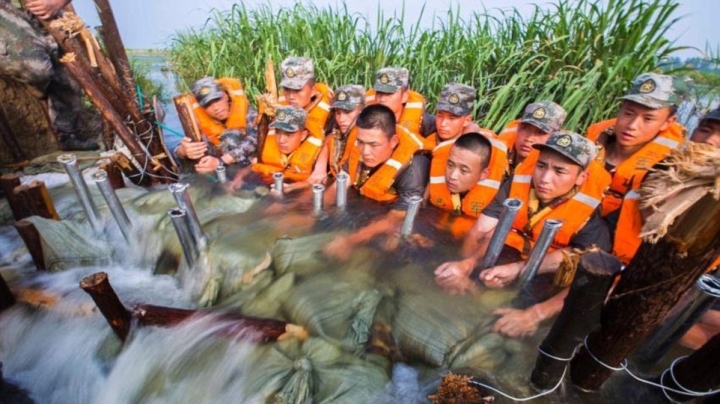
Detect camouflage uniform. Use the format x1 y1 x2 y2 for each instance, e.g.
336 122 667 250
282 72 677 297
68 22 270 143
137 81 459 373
619 72 686 109
520 101 566 134
0 0 93 149
533 130 597 170
279 57 314 90
269 106 307 132
436 82 475 116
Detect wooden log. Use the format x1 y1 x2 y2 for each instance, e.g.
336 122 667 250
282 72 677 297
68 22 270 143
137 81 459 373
13 181 59 220
99 161 125 190
59 53 159 185
530 250 622 390
570 193 720 391
14 220 46 271
173 94 203 142
110 153 149 187
0 272 15 313
0 107 25 163
80 272 132 341
0 174 30 221
662 333 720 402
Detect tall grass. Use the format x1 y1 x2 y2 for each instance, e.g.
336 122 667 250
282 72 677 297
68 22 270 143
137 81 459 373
169 0 688 133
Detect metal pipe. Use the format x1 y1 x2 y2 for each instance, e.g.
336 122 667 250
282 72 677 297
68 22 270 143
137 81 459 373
481 198 523 269
335 172 348 208
312 184 325 214
400 196 423 237
168 183 206 250
168 208 199 267
215 165 227 184
518 219 563 288
272 172 284 194
93 170 132 242
57 154 101 232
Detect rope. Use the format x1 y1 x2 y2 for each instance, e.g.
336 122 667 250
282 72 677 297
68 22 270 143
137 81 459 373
583 335 627 372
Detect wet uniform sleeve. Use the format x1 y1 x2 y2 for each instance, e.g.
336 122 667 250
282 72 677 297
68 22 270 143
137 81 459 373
569 209 612 252
480 178 511 220
392 153 430 211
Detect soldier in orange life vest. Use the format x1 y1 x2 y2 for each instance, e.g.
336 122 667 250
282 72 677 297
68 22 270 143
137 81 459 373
366 67 435 138
324 84 366 178
175 76 256 174
585 72 686 265
498 101 567 175
691 107 720 147
228 105 316 190
435 131 611 338
323 104 430 261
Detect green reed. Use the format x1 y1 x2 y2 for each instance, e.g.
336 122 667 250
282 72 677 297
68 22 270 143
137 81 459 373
169 0 687 133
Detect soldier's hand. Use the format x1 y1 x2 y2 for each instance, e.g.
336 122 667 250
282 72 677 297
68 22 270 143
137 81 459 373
478 262 523 289
177 137 208 160
194 156 220 174
307 170 327 185
25 0 70 20
491 307 541 338
434 259 474 284
323 235 353 261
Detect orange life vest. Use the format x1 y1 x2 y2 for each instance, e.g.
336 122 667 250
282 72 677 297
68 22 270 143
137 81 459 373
279 83 333 142
586 118 686 264
427 131 509 218
326 125 358 177
366 89 426 137
498 119 521 174
347 125 425 202
504 150 610 258
251 128 324 182
191 78 249 146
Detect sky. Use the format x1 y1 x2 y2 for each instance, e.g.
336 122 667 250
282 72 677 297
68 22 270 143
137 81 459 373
72 0 719 59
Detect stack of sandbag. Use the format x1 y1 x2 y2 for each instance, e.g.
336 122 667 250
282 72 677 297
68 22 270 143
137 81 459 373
271 232 341 278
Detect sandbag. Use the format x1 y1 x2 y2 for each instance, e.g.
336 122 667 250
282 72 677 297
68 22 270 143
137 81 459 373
271 232 339 278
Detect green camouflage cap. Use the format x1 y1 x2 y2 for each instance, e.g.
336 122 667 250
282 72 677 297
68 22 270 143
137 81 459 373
191 77 224 107
436 83 476 116
700 107 720 124
533 130 597 169
521 101 566 133
620 72 680 109
269 106 307 132
332 85 365 110
374 67 409 93
280 57 315 90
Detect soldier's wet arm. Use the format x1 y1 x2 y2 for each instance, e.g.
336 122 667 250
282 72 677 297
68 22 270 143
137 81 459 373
569 209 612 252
392 153 429 211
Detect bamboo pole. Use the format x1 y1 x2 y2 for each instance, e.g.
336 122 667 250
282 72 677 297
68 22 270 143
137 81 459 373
14 220 46 271
0 272 15 313
13 181 59 220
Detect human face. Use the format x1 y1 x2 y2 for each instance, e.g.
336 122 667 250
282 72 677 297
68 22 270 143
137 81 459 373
532 150 587 204
334 106 362 133
356 127 398 168
204 92 230 121
515 122 551 160
436 111 471 141
691 121 720 147
374 89 409 119
283 82 314 109
276 129 307 155
445 146 488 194
613 101 675 149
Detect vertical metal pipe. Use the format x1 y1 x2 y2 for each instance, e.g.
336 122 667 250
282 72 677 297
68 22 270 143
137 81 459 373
518 219 563 287
335 172 348 208
400 196 423 237
93 170 132 241
215 165 227 184
168 208 198 267
57 154 101 232
312 184 325 214
168 183 206 250
482 198 523 269
272 172 284 194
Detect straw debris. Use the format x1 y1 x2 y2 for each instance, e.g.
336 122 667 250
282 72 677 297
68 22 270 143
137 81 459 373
428 373 494 403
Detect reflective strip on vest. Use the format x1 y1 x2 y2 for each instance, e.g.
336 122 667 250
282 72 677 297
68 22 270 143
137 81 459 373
405 102 424 109
307 136 323 147
317 101 331 112
229 89 245 97
430 176 445 184
653 137 679 149
192 102 200 109
501 126 517 134
488 138 508 152
479 179 501 189
268 129 276 136
433 139 455 153
573 192 601 209
278 95 286 103
625 190 641 200
386 159 403 170
366 94 376 103
513 175 532 184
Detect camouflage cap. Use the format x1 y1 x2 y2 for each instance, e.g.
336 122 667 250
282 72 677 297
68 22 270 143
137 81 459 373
280 57 315 90
191 77 224 108
620 72 680 109
521 101 566 133
533 130 597 169
269 106 307 132
436 83 476 116
700 107 720 124
332 85 365 110
374 67 409 93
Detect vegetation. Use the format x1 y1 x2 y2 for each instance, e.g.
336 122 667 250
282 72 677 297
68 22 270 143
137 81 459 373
169 0 702 133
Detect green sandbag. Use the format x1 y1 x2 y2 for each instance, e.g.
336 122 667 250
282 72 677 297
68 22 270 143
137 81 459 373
23 215 111 271
283 271 381 354
448 332 508 371
239 272 296 320
242 337 388 404
271 232 339 277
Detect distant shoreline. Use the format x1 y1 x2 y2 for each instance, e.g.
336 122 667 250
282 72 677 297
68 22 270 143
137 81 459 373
127 49 169 56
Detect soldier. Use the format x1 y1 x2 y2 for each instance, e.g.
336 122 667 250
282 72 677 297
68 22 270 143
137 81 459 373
325 84 365 178
691 107 720 147
498 101 566 175
0 0 98 150
175 76 257 174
